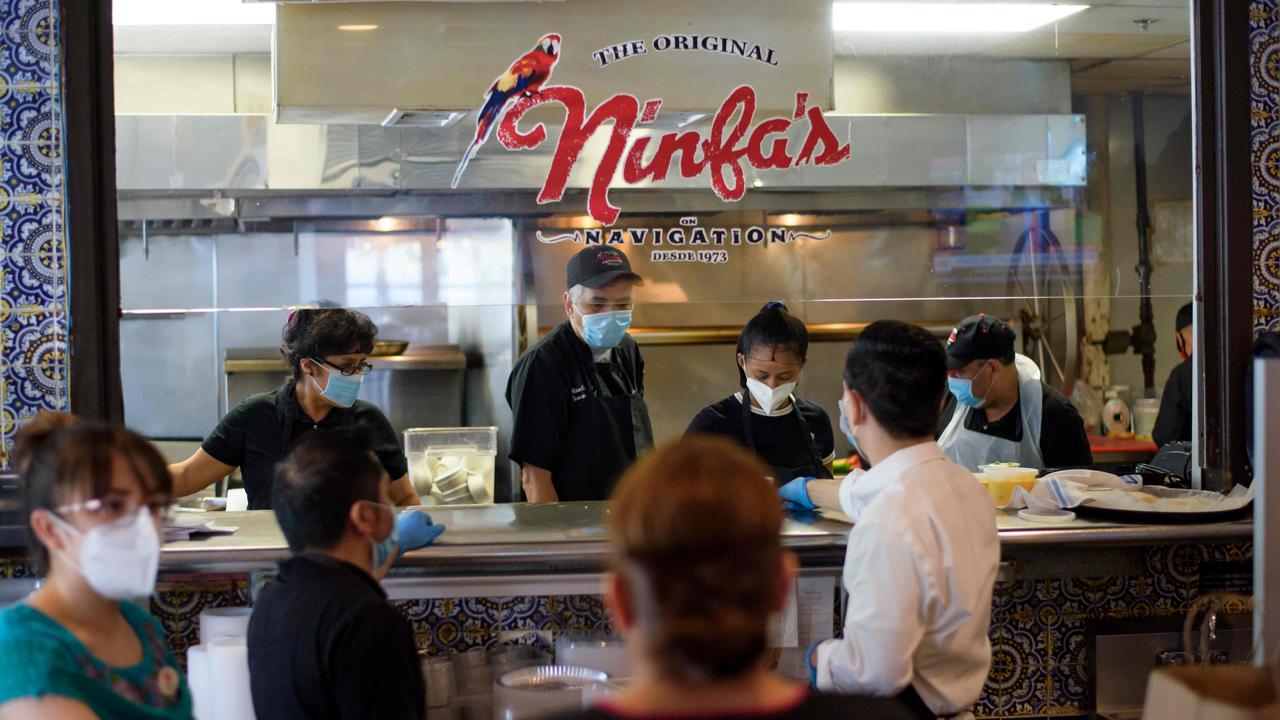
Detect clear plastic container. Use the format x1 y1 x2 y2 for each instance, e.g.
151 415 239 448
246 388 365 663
405 427 498 505
1133 398 1161 439
554 632 630 679
493 666 609 720
978 465 1038 506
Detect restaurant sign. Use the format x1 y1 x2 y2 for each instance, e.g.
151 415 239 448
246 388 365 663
537 216 832 265
451 34 852 226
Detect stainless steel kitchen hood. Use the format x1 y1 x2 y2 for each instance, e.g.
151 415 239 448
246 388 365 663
115 113 1086 194
272 0 834 125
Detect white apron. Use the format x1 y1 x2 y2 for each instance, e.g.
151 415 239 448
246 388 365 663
937 353 1045 471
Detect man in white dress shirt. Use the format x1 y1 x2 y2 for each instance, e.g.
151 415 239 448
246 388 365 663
786 321 999 717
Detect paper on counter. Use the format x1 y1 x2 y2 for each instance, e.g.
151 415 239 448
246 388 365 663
164 515 239 542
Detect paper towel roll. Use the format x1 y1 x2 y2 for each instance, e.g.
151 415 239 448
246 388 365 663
208 638 257 720
199 607 253 645
186 644 212 720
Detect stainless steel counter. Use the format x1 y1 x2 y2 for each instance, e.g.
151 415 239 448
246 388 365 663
161 502 1253 575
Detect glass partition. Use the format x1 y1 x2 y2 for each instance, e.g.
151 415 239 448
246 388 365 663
113 0 1196 502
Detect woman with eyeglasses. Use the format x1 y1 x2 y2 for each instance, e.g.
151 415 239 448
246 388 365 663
0 412 191 719
169 308 418 509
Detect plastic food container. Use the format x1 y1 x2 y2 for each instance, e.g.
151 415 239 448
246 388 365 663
555 632 630 679
1133 398 1161 439
979 465 1038 506
405 427 498 505
493 666 609 720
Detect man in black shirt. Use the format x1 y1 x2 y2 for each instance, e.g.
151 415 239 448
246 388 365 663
506 246 654 502
937 314 1093 470
248 432 444 720
1153 302 1194 447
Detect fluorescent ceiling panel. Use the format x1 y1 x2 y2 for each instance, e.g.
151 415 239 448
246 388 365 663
834 2 1089 33
114 0 275 26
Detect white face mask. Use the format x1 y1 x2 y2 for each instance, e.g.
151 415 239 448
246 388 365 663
744 376 797 414
48 507 161 600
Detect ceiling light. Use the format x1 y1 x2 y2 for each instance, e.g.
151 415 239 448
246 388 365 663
833 3 1088 33
113 0 274 26
338 24 379 32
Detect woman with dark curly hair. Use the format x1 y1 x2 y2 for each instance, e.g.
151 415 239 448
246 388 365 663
168 308 419 510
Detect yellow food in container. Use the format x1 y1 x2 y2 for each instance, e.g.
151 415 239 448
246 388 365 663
978 465 1039 506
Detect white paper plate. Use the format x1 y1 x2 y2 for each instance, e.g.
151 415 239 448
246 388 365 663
1018 508 1077 524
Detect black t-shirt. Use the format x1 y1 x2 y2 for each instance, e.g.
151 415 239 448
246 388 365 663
553 690 918 720
202 382 409 509
937 382 1094 468
505 322 649 500
248 553 424 720
686 395 835 479
1153 358 1193 447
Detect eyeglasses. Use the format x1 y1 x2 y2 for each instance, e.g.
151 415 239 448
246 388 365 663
312 357 374 377
57 496 176 523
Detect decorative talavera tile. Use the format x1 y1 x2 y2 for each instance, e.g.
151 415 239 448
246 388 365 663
0 0 55 82
1253 0 1280 332
976 621 1040 717
151 575 253 668
1 309 65 365
394 594 611 657
2 85 55 151
0 200 58 260
0 138 60 192
3 250 63 307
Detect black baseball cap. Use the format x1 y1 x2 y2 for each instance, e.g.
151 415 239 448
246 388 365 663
945 314 1015 370
566 246 642 290
1175 302 1193 332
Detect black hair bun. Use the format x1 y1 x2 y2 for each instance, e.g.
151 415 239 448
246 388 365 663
761 301 788 313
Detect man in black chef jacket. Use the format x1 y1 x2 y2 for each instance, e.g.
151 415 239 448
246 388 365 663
506 246 654 502
1153 302 1194 447
936 314 1092 470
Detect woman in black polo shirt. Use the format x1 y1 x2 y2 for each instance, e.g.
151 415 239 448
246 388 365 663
685 302 835 483
169 309 417 509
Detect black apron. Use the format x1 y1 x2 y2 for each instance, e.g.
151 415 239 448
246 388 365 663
740 395 832 483
554 341 654 501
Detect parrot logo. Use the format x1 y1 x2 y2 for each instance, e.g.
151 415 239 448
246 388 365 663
451 33 562 189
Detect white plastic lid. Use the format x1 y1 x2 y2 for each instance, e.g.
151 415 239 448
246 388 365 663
1017 508 1077 524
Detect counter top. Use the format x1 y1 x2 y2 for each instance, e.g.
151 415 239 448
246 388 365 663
160 502 1253 574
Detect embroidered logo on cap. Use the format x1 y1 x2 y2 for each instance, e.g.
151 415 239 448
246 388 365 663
598 250 624 266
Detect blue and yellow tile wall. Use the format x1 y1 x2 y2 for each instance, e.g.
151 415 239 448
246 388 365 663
0 0 66 469
1255 0 1280 333
149 541 1250 718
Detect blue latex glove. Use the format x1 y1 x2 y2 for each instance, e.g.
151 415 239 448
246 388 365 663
806 637 827 687
396 509 446 553
778 476 816 510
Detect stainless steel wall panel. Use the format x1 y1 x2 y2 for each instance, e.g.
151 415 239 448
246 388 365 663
172 115 268 189
115 115 176 190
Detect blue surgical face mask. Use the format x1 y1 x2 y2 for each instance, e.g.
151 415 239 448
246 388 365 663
948 363 991 409
369 503 399 569
310 360 363 408
579 310 632 350
838 396 863 457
